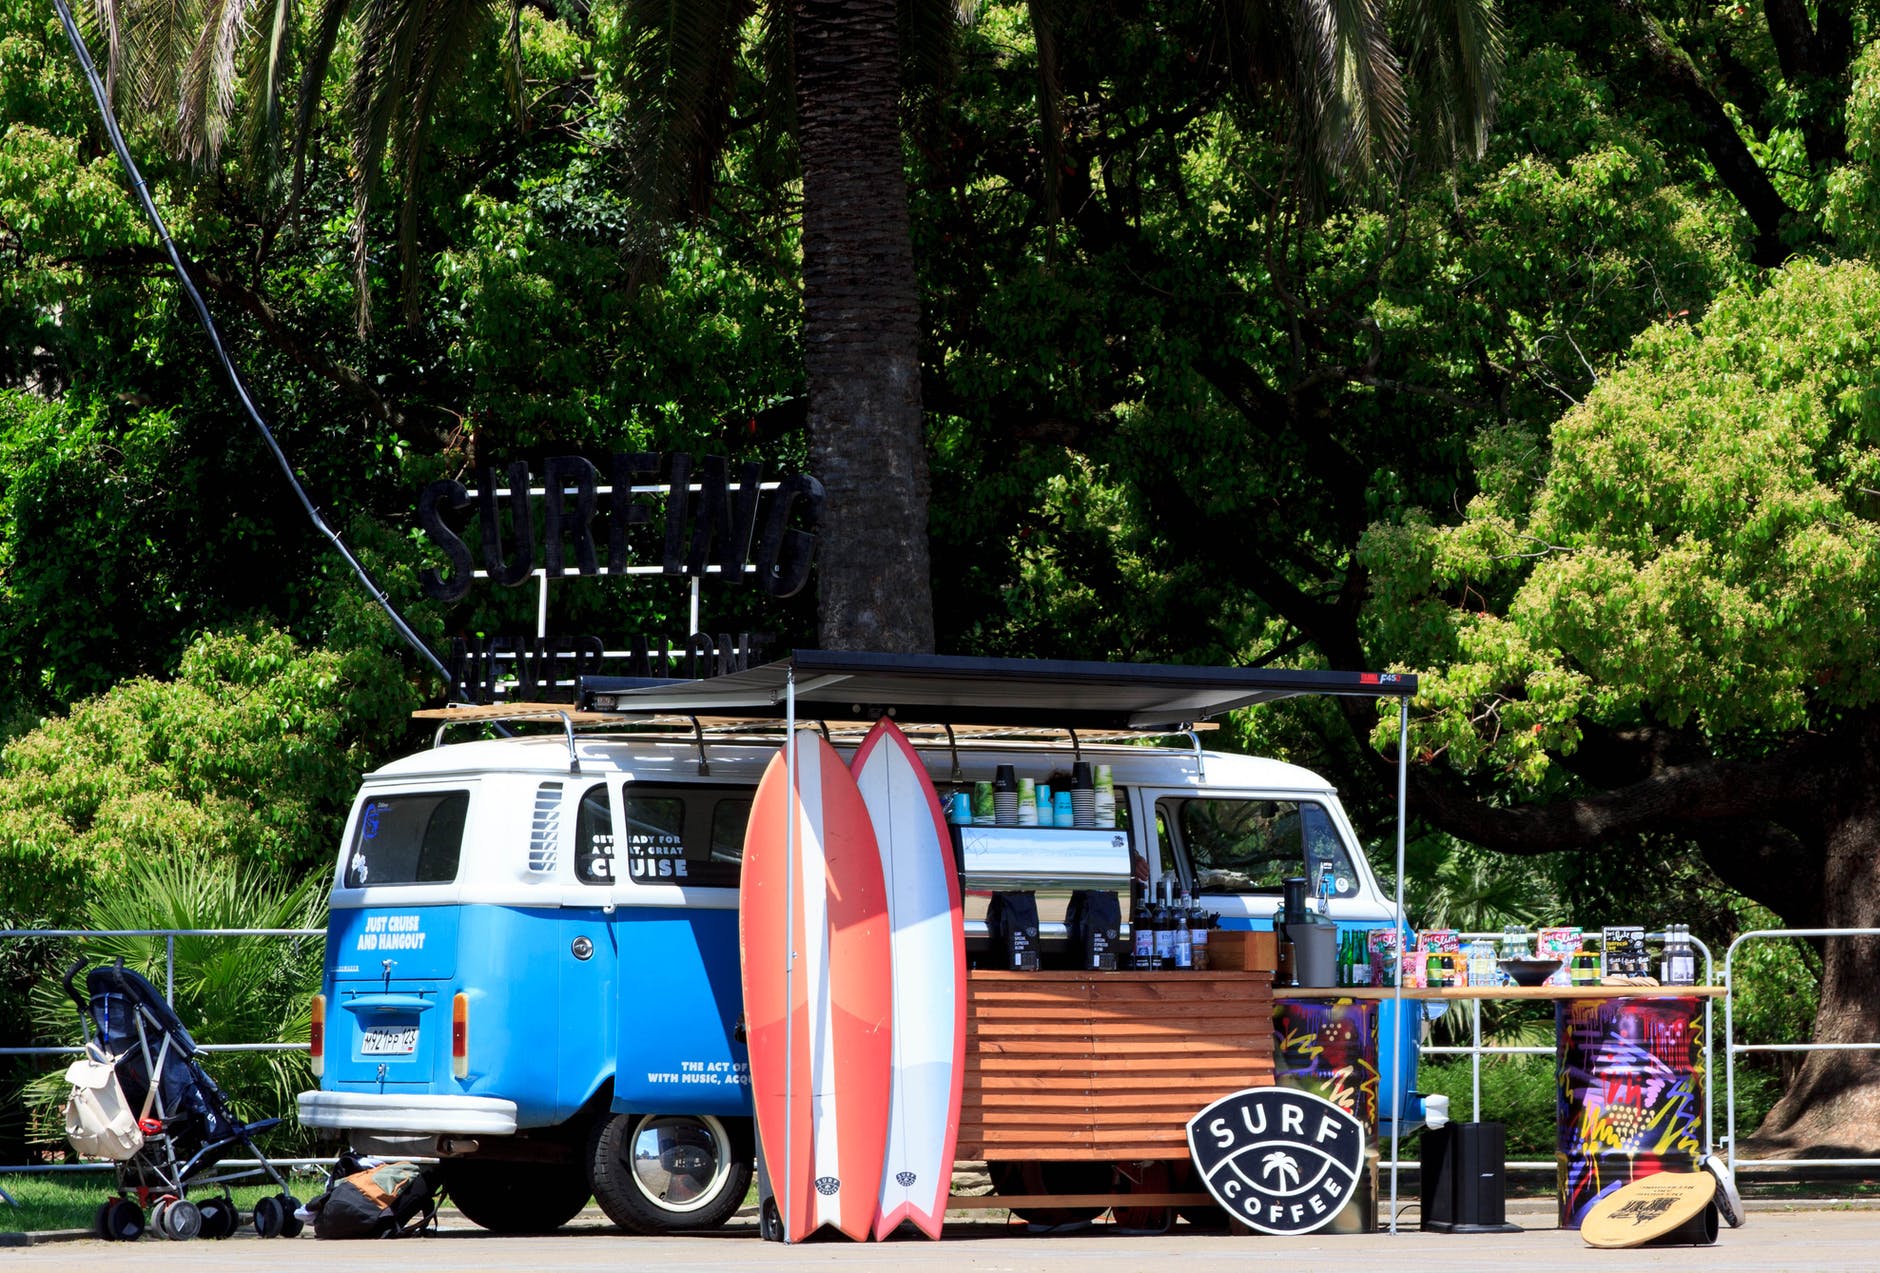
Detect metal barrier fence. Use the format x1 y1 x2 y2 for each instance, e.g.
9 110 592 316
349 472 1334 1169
0 927 323 1175
1724 927 1880 1171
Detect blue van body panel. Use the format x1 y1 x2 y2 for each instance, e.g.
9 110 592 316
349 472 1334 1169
557 908 617 1121
609 906 750 1116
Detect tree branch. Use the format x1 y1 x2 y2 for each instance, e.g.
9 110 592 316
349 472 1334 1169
1612 0 1799 264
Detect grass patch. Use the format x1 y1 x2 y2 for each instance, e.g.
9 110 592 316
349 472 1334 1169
1 1170 322 1234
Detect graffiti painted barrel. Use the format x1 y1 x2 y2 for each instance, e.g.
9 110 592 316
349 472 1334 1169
1556 995 1706 1228
1274 996 1380 1234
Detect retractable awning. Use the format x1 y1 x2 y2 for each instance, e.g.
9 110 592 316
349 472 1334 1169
580 648 1414 732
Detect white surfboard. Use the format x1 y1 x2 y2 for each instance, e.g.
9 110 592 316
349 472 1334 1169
851 718 966 1240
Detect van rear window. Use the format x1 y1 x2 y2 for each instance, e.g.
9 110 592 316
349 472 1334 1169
344 792 469 887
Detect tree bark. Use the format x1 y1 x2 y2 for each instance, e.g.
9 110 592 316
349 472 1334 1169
793 0 935 653
1744 714 1880 1157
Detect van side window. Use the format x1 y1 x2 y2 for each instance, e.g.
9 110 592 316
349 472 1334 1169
575 783 614 884
1159 797 1358 897
619 787 748 887
344 791 469 887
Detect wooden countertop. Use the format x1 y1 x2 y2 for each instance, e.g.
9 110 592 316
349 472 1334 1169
1276 984 1724 1000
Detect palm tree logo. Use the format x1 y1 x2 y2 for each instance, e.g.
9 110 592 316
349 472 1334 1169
1261 1151 1301 1191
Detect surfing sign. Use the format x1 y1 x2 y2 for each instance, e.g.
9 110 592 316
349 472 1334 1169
1186 1087 1364 1236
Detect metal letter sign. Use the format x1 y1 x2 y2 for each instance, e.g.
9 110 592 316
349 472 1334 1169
1186 1087 1364 1236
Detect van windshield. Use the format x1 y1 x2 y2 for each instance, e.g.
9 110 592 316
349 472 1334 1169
1158 796 1358 897
344 791 469 887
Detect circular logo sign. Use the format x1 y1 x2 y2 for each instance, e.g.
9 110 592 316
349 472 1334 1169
1186 1087 1364 1235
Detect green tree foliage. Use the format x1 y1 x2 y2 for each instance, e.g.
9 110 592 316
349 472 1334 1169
1365 259 1880 1152
0 628 413 924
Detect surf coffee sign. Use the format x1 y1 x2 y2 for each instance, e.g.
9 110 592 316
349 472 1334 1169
1186 1088 1365 1235
415 452 823 701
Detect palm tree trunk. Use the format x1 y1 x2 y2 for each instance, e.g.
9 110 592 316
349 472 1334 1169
793 0 935 653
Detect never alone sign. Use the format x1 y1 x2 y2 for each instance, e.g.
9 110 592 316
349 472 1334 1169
1186 1087 1365 1236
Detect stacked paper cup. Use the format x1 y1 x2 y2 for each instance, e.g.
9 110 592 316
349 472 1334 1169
1017 778 1038 825
993 765 1019 825
1070 762 1096 828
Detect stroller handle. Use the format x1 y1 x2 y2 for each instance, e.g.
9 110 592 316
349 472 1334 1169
63 957 90 1011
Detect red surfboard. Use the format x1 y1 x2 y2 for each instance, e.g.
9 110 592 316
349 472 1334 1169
740 734 893 1242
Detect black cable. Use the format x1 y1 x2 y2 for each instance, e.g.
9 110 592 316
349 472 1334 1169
50 0 455 691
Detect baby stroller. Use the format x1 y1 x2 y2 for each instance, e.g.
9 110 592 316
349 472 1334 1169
62 957 304 1241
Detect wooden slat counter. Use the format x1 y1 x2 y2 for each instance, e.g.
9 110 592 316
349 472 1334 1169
957 970 1274 1162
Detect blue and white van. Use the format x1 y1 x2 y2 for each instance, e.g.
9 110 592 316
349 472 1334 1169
297 715 1426 1234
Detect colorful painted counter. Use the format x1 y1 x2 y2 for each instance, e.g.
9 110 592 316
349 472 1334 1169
1279 985 1721 1230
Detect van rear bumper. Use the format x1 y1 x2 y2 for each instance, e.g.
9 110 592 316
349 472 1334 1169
296 1090 518 1136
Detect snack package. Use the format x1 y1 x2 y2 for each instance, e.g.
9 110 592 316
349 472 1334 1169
1536 926 1582 988
1418 928 1461 953
1398 950 1428 990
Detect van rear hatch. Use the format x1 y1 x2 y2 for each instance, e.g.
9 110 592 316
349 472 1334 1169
326 906 460 1087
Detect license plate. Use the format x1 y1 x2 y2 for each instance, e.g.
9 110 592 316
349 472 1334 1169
360 1026 419 1055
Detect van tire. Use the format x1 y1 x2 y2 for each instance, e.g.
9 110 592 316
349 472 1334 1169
441 1157 591 1233
587 1113 751 1234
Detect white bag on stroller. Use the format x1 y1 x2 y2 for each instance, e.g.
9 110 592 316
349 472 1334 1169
64 1055 145 1161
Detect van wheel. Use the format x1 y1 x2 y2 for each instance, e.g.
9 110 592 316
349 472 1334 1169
588 1113 751 1234
441 1157 590 1233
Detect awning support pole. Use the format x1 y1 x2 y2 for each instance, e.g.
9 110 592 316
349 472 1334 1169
782 667 796 1242
1388 695 1409 1234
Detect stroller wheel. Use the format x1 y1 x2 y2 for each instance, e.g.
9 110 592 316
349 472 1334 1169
277 1194 305 1238
103 1197 147 1241
253 1193 286 1238
197 1197 239 1239
160 1198 201 1240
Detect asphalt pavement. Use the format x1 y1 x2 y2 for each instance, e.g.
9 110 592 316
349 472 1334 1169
6 1202 1879 1273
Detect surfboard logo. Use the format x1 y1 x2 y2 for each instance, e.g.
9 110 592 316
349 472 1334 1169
895 1171 916 1187
1186 1088 1363 1236
815 1176 841 1196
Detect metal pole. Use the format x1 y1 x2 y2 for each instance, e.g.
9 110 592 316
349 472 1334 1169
536 570 548 640
1388 696 1408 1234
165 934 175 1004
1471 996 1482 1121
781 667 797 1242
689 577 701 637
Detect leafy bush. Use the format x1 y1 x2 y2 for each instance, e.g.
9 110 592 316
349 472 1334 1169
1418 1056 1559 1160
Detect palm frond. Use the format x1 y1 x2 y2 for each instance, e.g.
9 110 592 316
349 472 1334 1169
900 0 966 94
177 0 253 167
240 0 298 199
1293 0 1405 178
342 0 434 331
614 0 761 222
123 0 199 117
1391 0 1503 162
391 0 500 323
286 0 352 225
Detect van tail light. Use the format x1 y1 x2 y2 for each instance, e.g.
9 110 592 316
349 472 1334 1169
451 993 469 1079
309 995 325 1078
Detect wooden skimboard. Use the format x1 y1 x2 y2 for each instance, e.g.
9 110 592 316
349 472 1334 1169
740 734 893 1242
1581 1171 1717 1248
850 718 967 1240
